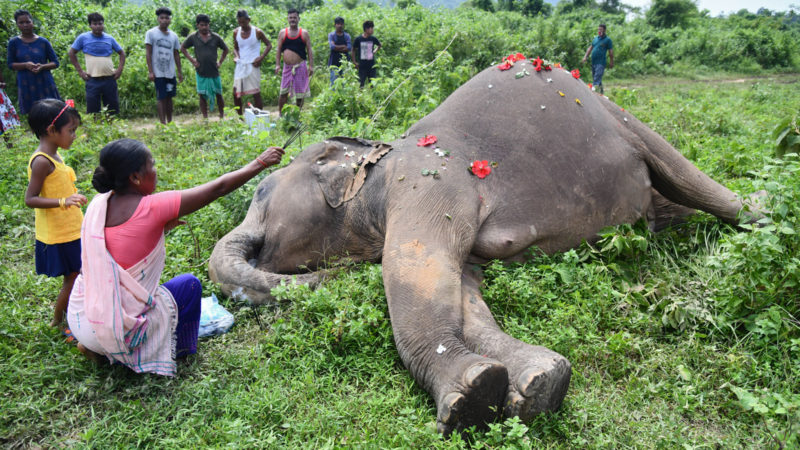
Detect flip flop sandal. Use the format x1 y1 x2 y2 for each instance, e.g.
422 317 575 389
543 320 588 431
62 328 77 344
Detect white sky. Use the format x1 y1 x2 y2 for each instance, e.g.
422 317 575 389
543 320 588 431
623 0 798 15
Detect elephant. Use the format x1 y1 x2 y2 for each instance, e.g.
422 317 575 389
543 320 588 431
208 61 757 435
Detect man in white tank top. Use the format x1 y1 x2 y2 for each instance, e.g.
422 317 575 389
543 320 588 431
232 10 272 115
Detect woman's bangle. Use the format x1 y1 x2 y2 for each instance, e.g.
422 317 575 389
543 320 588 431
255 158 269 169
59 197 66 209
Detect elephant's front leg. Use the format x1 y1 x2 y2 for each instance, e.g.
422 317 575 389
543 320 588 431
383 233 508 436
461 265 572 422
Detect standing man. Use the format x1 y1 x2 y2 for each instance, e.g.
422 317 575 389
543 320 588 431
327 17 351 86
581 23 614 95
181 14 229 119
352 20 381 88
275 8 313 115
145 7 183 124
233 10 271 115
68 12 126 115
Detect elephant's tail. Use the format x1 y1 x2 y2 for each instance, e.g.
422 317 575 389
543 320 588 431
208 224 319 304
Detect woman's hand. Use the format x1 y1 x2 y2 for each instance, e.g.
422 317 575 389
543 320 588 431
257 147 285 167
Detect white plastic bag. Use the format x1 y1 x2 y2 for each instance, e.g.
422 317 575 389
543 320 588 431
199 293 234 338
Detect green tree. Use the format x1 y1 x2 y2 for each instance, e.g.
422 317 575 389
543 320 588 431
646 0 698 28
470 0 496 12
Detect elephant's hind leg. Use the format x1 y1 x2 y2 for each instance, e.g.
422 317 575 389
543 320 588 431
461 266 571 422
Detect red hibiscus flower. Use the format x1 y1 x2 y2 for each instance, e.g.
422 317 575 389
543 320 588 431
508 53 525 62
417 135 438 147
470 160 491 179
498 61 513 71
532 56 543 72
543 64 552 71
571 69 580 79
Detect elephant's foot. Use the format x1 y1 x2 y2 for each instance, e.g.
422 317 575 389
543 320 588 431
500 345 571 422
435 360 508 436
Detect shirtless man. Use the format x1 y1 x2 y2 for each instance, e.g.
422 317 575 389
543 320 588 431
275 8 313 116
232 10 271 115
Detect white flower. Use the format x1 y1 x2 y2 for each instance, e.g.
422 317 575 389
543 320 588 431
436 344 447 354
547 78 553 83
541 105 546 110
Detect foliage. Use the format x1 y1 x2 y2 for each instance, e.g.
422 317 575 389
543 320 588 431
646 0 699 29
0 0 800 446
1 0 799 119
773 115 800 158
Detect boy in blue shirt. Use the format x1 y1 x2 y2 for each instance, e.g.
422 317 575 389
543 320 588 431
327 17 351 86
581 24 613 94
68 12 126 114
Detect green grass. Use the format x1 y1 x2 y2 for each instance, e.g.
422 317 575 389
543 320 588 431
1 74 799 447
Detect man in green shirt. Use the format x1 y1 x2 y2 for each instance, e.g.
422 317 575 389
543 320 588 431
181 14 229 118
582 24 614 94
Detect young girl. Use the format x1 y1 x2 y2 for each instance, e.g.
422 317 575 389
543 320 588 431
24 99 87 327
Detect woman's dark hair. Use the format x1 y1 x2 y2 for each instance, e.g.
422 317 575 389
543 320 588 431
87 12 104 24
196 14 210 24
14 9 32 22
155 7 172 17
363 20 374 31
92 139 150 193
28 99 81 139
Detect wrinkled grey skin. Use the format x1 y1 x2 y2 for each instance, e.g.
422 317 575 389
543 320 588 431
209 64 752 435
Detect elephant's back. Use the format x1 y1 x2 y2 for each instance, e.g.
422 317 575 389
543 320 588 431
401 63 654 257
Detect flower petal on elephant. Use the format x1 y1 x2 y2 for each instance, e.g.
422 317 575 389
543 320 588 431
558 91 565 97
417 135 438 147
470 160 492 179
571 69 581 79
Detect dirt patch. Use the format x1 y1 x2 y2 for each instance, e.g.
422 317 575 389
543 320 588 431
125 107 280 132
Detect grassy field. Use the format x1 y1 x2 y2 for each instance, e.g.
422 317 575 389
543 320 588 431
1 74 799 447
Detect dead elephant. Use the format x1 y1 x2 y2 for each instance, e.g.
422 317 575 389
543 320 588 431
209 62 757 435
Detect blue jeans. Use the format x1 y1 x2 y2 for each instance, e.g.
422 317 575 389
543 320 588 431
329 67 343 86
591 64 606 88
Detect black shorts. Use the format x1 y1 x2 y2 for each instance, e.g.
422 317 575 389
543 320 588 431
154 77 177 100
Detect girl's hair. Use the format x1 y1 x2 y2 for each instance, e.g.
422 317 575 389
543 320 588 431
28 99 81 139
92 139 150 193
14 9 32 22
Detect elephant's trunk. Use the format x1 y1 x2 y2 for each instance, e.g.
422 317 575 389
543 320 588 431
208 224 319 304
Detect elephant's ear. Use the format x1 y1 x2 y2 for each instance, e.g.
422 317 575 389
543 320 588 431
312 139 392 208
312 142 354 208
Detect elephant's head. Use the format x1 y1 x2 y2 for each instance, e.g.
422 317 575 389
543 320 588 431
209 136 392 303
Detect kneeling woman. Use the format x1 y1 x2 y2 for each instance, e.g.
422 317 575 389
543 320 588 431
68 138 283 376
